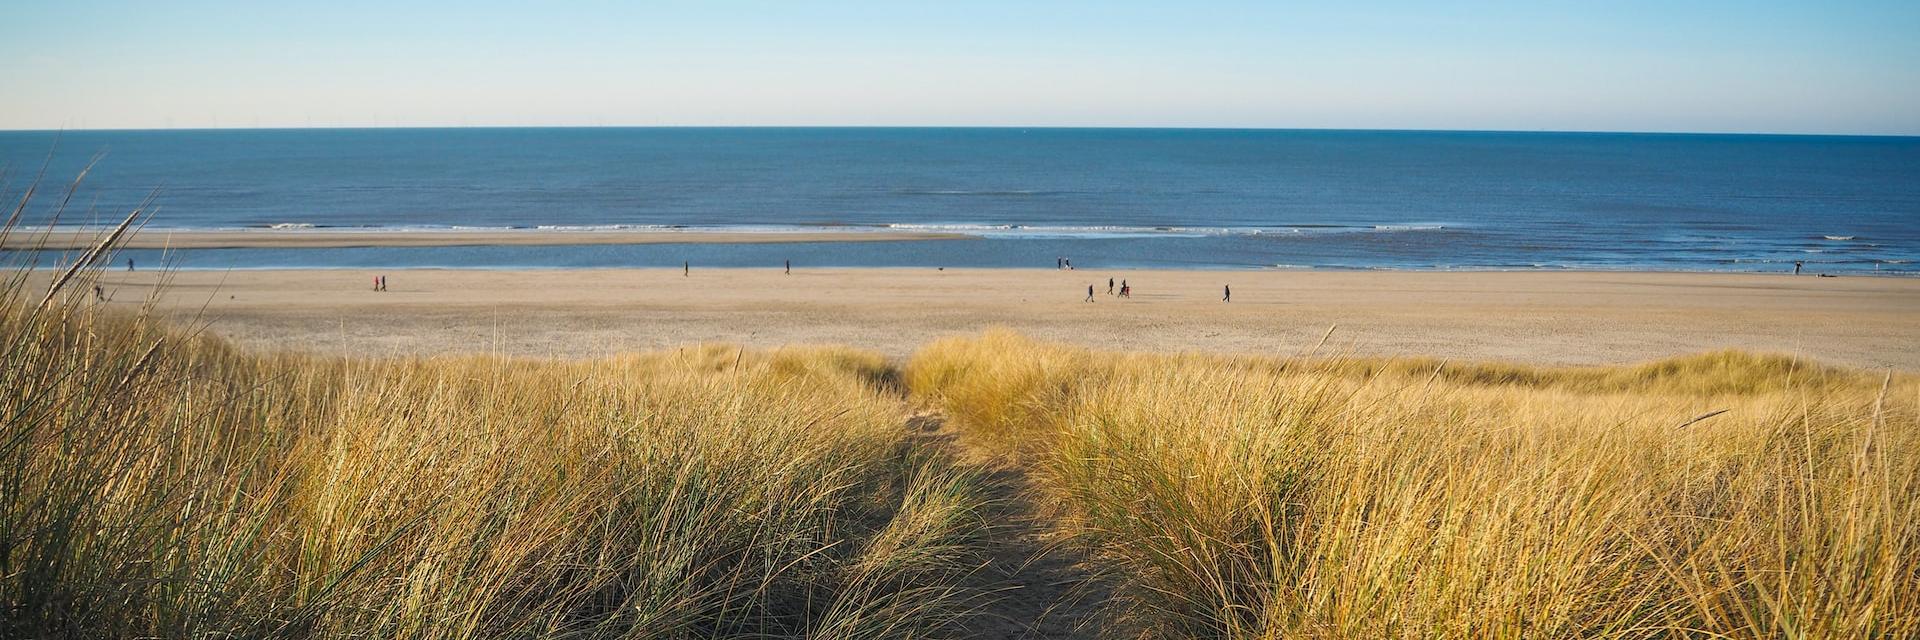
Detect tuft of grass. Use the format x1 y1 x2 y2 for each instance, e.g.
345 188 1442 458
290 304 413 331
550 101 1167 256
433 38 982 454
908 331 1919 639
902 330 1092 457
1321 349 1869 396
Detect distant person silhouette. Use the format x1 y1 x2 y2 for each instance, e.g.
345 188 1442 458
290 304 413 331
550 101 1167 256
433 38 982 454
785 259 791 275
94 285 104 302
1794 261 1803 275
1085 285 1094 302
127 258 134 272
1107 278 1114 294
684 261 689 277
1223 284 1231 302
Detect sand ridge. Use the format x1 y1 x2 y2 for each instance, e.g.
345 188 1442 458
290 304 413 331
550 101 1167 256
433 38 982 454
65 268 1920 371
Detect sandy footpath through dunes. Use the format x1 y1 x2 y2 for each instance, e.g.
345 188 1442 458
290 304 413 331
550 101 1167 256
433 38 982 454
60 268 1920 370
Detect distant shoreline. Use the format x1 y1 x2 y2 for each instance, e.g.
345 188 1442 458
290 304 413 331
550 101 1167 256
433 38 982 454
2 228 974 250
22 265 1916 277
4 129 1910 272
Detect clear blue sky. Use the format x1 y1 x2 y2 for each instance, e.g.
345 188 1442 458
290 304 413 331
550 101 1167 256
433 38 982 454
3 1 1916 134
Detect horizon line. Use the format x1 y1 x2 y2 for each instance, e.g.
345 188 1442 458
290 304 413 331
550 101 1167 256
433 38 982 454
2 124 1915 139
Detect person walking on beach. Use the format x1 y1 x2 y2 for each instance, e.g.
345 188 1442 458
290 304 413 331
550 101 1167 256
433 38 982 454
127 258 135 272
94 285 104 302
1795 261 1803 275
374 275 381 291
785 259 791 275
1107 278 1114 295
1056 257 1063 269
1086 285 1095 302
684 261 689 277
1223 284 1231 302
1120 283 1130 298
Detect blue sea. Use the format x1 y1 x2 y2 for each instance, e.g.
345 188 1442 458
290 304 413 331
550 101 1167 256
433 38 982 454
2 128 1916 273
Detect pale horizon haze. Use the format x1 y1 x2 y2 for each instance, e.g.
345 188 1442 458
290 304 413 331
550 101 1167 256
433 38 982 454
2 1 1918 135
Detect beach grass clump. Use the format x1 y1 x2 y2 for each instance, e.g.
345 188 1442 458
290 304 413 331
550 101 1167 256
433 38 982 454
907 333 1919 639
1 274 988 638
1319 348 1871 396
903 329 1094 456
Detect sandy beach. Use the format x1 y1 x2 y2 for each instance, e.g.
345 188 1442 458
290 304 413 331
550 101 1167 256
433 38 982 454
63 268 1920 370
3 228 970 250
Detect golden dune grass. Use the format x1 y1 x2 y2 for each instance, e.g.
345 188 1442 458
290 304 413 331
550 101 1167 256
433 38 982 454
8 278 1917 638
907 331 1919 639
1 263 990 637
7 193 1917 638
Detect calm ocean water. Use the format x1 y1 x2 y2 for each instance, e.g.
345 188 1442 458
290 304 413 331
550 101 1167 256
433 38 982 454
2 128 1916 272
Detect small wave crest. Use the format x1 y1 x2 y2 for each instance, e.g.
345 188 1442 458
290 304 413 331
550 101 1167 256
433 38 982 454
889 224 1261 237
897 189 1058 197
533 224 676 232
885 223 1451 237
885 223 1016 232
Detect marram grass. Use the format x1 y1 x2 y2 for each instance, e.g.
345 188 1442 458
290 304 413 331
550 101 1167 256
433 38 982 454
907 330 1919 640
1 271 989 638
5 259 1916 638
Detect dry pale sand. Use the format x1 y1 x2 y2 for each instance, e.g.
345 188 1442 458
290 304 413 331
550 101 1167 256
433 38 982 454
4 228 968 250
69 268 1920 370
